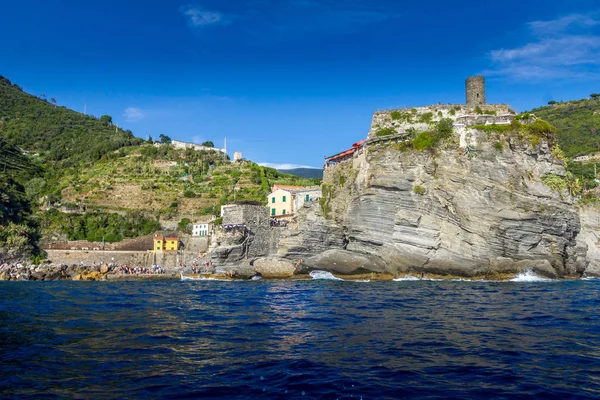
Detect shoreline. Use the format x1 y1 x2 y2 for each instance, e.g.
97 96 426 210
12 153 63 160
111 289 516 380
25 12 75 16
0 263 592 282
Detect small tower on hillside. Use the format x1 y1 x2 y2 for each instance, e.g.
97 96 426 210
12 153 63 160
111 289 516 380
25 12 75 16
466 76 486 105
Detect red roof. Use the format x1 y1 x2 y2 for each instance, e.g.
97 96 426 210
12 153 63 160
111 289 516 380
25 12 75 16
272 184 303 191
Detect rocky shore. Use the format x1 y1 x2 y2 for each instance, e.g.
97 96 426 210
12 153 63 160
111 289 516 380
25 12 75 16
0 263 178 281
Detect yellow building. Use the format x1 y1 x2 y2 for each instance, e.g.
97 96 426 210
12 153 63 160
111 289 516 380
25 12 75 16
267 185 303 218
153 232 180 252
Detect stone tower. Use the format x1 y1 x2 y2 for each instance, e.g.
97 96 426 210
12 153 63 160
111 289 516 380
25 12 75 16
466 76 486 105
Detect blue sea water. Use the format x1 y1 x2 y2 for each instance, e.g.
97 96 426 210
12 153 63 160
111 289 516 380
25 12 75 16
0 278 599 399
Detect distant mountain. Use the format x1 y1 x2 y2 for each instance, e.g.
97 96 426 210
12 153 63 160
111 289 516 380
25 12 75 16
277 168 323 180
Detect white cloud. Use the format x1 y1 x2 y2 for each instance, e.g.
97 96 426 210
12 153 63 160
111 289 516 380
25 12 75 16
123 107 145 122
529 14 599 37
484 13 600 81
258 162 321 170
181 5 225 27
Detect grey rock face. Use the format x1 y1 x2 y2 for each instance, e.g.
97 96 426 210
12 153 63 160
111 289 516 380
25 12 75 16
276 202 346 261
579 206 600 277
316 132 586 277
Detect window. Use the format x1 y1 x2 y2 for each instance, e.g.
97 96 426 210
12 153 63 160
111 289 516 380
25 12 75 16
271 197 275 203
271 208 276 216
282 195 286 202
305 194 309 201
282 209 286 215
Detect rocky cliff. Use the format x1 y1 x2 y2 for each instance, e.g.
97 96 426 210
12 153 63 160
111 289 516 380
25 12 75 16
276 115 591 278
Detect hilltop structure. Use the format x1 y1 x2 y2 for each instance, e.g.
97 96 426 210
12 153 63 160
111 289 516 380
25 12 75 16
168 140 227 154
325 76 514 168
465 76 486 105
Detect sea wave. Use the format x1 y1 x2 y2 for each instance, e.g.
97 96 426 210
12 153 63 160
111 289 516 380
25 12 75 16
510 270 553 282
309 270 343 280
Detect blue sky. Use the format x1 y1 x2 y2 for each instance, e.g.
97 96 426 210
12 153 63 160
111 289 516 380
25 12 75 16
1 0 599 168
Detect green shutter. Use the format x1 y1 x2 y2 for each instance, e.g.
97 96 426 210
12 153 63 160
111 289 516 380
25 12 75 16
271 197 275 203
282 195 286 202
271 208 276 216
305 194 309 201
283 209 286 215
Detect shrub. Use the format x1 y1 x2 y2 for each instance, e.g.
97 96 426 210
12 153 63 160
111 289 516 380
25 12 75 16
419 112 434 124
493 141 504 152
390 110 413 123
413 131 435 150
449 108 456 116
183 189 196 198
375 127 397 137
474 106 483 115
178 218 192 234
436 118 453 139
413 185 426 195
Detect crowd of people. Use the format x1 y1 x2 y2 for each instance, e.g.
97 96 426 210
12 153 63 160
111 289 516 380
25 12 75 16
190 260 214 274
270 219 289 227
115 264 166 275
218 224 247 235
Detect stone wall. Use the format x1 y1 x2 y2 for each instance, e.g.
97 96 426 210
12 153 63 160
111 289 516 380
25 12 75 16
46 249 207 268
368 104 513 140
215 204 272 263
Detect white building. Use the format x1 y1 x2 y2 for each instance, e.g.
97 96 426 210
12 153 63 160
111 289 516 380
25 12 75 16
192 223 211 237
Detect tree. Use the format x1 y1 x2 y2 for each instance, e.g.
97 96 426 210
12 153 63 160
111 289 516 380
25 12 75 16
591 93 600 100
202 141 214 147
548 100 557 105
100 115 113 125
50 98 57 107
148 135 153 144
159 134 171 144
178 218 192 234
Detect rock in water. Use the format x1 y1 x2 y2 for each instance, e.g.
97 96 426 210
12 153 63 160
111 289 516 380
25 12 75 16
303 250 387 275
253 258 296 278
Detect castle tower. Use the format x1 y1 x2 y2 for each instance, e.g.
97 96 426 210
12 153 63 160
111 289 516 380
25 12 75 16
466 76 486 105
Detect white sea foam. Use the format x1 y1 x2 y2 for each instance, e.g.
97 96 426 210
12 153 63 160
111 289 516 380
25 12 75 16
393 276 420 281
510 270 552 282
309 270 343 280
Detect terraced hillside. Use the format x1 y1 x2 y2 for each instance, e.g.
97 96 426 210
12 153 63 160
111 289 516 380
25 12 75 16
0 75 319 247
56 144 317 219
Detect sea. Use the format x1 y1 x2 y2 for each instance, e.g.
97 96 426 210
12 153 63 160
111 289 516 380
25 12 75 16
1 272 599 399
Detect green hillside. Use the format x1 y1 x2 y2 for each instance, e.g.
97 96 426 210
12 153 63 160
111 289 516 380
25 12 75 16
530 98 600 158
0 137 41 258
0 75 142 166
0 75 320 248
